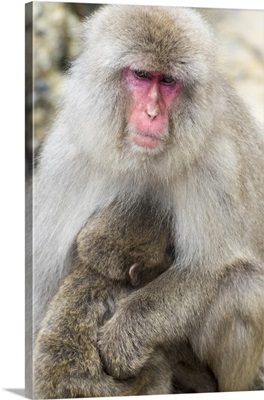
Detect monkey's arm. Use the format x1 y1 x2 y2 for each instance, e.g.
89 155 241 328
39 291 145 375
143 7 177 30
99 259 264 391
99 267 213 377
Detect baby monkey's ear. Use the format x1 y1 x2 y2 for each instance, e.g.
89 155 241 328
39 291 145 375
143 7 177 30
128 263 142 287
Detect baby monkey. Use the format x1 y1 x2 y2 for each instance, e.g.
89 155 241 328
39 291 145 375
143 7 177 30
33 199 173 398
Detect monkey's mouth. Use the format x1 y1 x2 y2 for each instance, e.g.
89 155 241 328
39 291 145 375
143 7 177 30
131 132 165 150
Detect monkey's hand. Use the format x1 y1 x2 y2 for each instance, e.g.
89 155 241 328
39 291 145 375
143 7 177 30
98 267 206 379
98 269 183 379
98 293 158 379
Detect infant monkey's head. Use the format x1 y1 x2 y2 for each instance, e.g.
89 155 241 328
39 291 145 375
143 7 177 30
76 199 172 288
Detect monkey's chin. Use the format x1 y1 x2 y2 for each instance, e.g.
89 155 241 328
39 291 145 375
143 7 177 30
131 132 164 150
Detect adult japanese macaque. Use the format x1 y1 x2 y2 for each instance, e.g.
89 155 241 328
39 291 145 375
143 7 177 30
32 4 264 393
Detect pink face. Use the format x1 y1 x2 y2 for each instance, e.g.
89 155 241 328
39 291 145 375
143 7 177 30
123 68 182 150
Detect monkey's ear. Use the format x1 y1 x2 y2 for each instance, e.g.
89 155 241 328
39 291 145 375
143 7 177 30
128 263 142 287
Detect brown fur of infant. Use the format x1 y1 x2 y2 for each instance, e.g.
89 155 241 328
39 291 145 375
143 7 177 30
33 200 172 398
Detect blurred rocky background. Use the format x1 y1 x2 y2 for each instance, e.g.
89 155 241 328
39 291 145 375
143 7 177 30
25 2 264 180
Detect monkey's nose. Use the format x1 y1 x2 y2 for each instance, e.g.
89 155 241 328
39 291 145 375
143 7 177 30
146 102 160 120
